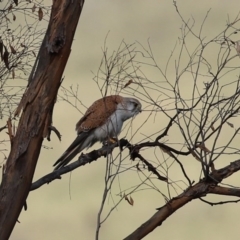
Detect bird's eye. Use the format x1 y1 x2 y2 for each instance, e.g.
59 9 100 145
132 102 138 108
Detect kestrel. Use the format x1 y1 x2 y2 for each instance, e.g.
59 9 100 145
53 95 142 169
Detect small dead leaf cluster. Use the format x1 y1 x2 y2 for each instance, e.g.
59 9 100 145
6 1 44 22
124 194 134 206
0 40 10 69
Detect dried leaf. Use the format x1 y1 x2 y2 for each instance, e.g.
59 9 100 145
124 194 134 206
227 122 234 128
38 7 43 21
210 122 215 131
8 4 13 12
3 46 9 69
32 4 36 13
0 40 3 60
12 13 16 21
123 79 133 89
12 69 15 79
10 44 16 54
13 0 18 6
20 43 26 48
129 196 134 206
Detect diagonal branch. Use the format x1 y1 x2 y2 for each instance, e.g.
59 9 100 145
31 138 169 191
31 140 121 191
124 159 240 240
208 185 240 197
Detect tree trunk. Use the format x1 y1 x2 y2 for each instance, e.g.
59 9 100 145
0 1 85 239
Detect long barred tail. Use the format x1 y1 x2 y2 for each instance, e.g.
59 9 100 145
53 132 89 170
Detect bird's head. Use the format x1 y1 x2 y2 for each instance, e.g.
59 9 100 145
129 98 142 114
120 97 142 120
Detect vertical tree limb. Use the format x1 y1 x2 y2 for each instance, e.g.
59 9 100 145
0 1 85 239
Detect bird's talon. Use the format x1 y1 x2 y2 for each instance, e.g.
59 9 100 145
109 137 117 143
102 138 117 146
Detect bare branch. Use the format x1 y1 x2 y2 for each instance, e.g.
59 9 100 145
124 159 240 240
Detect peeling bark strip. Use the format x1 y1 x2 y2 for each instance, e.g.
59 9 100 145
0 1 85 239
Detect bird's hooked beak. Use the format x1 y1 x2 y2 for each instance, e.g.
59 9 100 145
136 104 142 114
